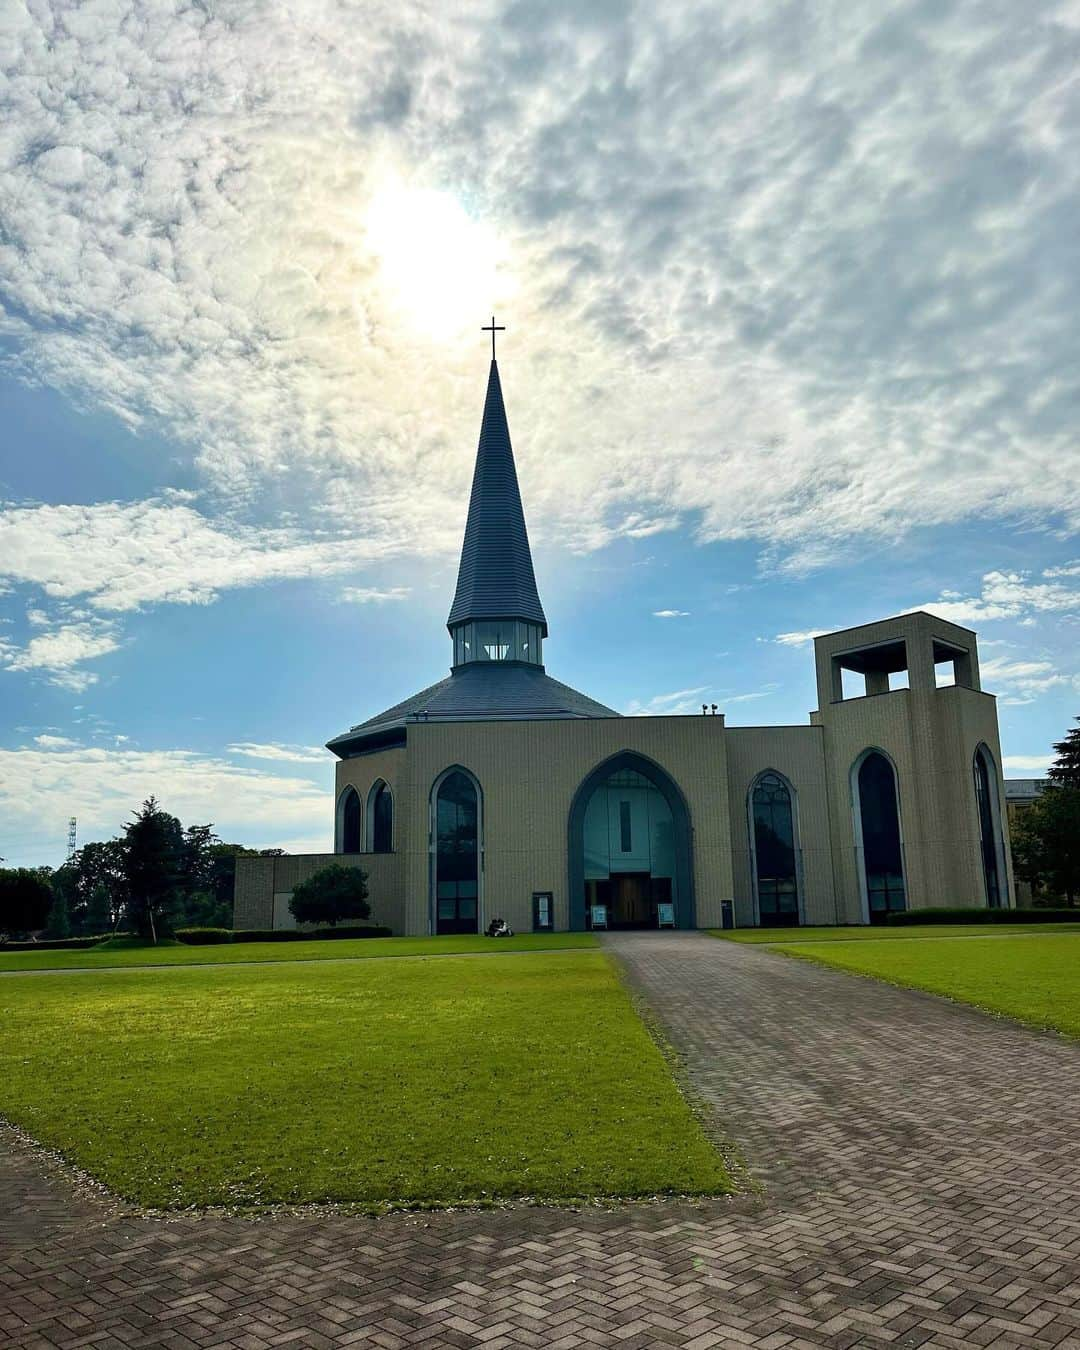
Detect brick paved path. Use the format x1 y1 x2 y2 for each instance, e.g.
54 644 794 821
3 933 1080 1349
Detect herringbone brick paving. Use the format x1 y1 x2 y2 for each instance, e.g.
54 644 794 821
2 932 1079 1348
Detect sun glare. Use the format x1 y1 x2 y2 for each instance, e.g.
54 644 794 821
365 178 513 341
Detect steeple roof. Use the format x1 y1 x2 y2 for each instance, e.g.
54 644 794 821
447 360 548 636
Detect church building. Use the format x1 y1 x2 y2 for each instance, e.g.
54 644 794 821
234 347 1013 934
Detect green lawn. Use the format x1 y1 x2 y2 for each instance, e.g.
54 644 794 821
767 932 1080 1039
0 931 597 972
0 949 730 1210
712 923 1080 943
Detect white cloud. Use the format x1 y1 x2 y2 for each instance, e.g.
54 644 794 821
339 586 411 604
1 1 1079 576
980 655 1074 704
2 621 120 689
33 734 79 749
772 629 830 648
624 686 710 716
0 499 395 614
1003 754 1054 773
228 742 329 764
0 747 333 868
652 609 690 618
917 570 1080 627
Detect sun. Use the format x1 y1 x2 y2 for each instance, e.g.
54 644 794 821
364 176 514 341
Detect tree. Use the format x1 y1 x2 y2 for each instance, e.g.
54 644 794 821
289 865 370 928
45 890 71 939
83 883 114 936
1049 716 1080 789
54 841 128 934
0 868 54 937
122 798 185 942
1012 786 1080 906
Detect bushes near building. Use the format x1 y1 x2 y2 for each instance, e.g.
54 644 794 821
288 864 371 928
887 906 1080 925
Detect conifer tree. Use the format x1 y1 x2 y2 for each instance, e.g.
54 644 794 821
1048 716 1080 789
122 797 185 942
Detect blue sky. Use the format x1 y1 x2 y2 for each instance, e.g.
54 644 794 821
1 1 1078 866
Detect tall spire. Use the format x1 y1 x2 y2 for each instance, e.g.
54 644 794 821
447 358 547 639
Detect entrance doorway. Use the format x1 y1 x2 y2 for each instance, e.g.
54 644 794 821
586 874 674 929
569 753 694 931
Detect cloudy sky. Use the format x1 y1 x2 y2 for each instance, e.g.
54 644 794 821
2 0 1079 865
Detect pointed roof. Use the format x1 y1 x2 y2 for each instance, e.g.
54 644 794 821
447 360 548 635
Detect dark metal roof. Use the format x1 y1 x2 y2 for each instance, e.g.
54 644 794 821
447 360 548 635
327 661 617 756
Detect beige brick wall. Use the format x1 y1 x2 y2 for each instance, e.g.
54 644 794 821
340 714 732 935
815 613 1011 917
242 610 1011 935
233 852 409 933
724 726 837 926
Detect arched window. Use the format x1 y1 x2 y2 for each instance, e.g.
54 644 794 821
974 745 1004 908
336 786 362 854
368 780 394 854
432 769 481 935
749 772 800 927
853 750 906 924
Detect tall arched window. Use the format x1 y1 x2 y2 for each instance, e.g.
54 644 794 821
336 786 362 854
368 780 394 854
749 772 800 927
432 769 481 935
853 750 906 924
974 745 1003 908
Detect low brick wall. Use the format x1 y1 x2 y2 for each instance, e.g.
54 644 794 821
233 853 408 934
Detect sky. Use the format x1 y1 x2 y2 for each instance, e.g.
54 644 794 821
1 0 1079 867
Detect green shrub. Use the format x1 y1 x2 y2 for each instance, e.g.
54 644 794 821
175 927 235 945
887 906 1080 926
231 925 392 943
0 935 108 951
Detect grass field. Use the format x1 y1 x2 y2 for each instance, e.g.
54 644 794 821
766 931 1080 1038
0 948 730 1210
0 931 597 973
712 923 1080 943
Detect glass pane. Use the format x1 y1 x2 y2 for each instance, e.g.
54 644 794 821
373 784 393 853
619 800 632 852
341 789 362 853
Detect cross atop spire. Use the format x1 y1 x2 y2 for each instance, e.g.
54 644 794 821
481 315 505 360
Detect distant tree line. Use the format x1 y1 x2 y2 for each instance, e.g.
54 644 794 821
0 798 286 942
1011 717 1080 906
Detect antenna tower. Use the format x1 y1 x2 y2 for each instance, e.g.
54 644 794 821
67 817 77 863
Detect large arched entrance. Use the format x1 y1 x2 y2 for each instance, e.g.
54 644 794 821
568 752 694 930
